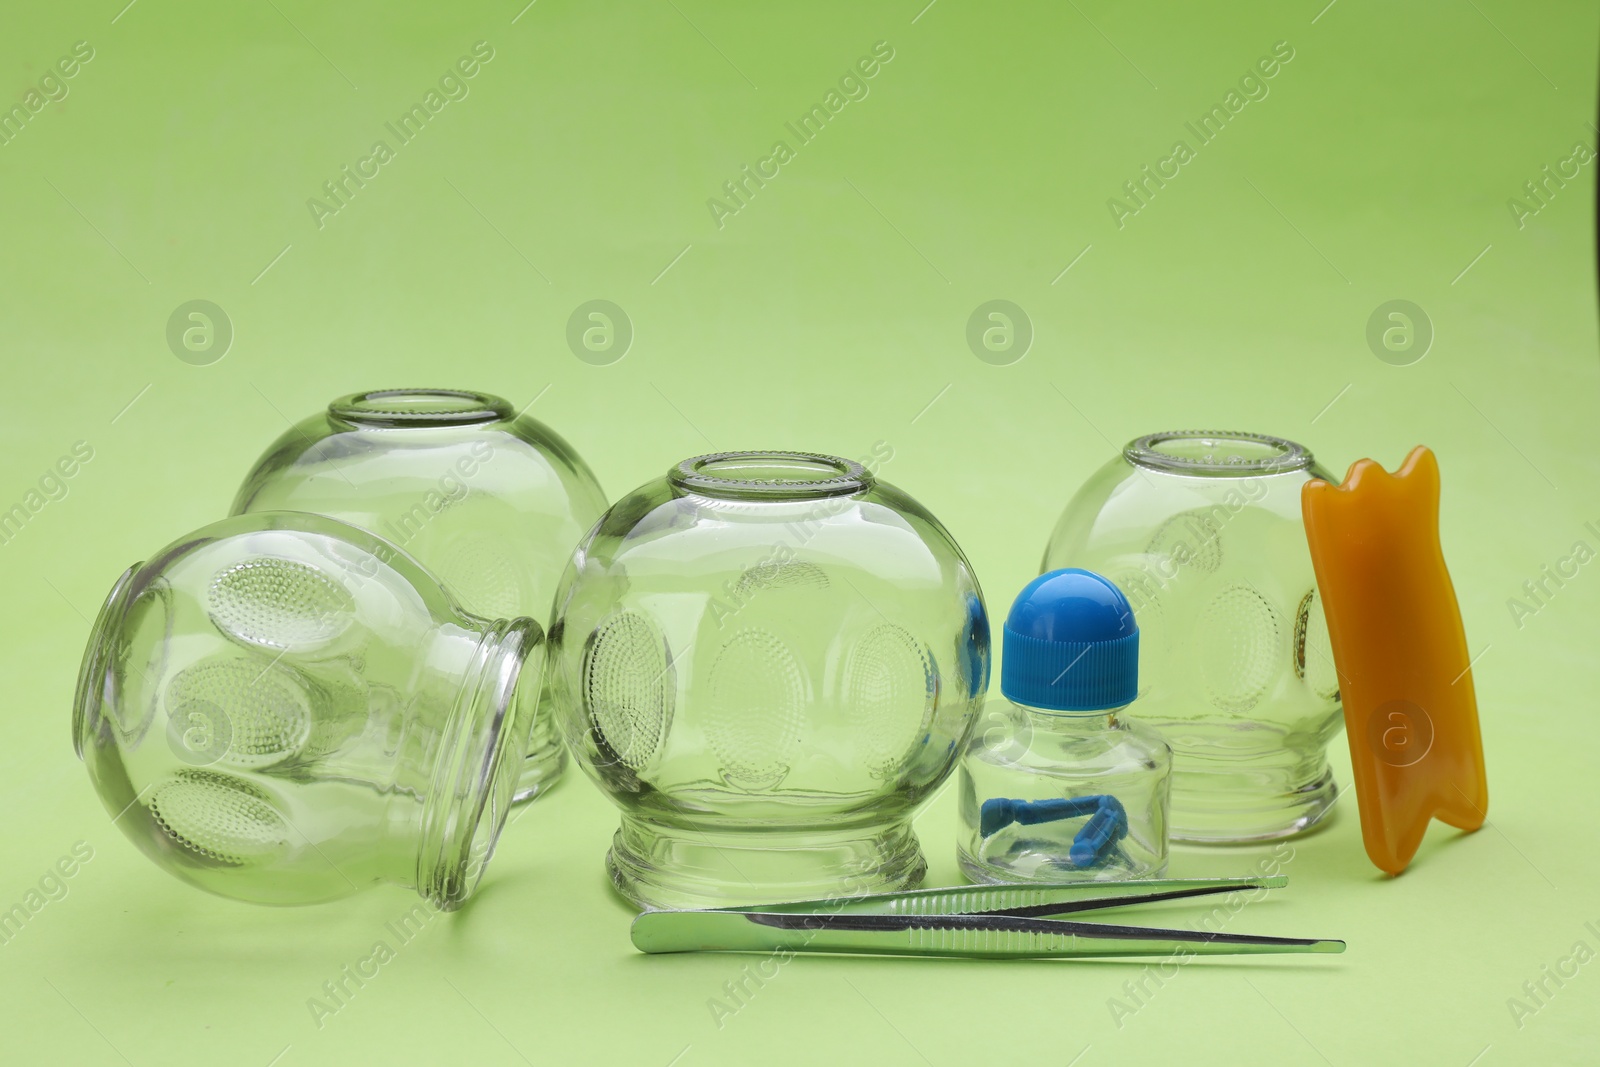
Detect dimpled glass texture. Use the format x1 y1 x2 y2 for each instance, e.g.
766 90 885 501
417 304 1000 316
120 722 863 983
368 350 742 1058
1041 432 1343 843
230 388 607 803
548 452 991 909
72 512 543 908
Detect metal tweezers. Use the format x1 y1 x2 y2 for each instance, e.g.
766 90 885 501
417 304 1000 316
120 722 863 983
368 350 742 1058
632 876 1345 959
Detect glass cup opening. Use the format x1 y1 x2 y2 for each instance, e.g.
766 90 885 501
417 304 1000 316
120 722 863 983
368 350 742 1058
1125 431 1312 477
328 389 513 429
669 451 870 500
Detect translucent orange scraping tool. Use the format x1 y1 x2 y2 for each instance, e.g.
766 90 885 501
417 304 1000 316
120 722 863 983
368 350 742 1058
1301 446 1488 875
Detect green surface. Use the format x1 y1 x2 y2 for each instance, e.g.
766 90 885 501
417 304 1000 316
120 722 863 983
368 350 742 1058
2 0 1597 1064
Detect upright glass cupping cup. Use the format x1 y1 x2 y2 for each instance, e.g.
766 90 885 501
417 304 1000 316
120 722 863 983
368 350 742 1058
1042 432 1342 842
548 452 991 909
73 512 543 907
231 388 607 802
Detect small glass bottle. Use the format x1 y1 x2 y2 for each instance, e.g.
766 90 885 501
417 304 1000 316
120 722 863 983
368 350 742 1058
959 568 1171 883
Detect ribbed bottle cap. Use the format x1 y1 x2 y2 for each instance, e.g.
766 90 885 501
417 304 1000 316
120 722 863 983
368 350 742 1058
1001 568 1138 711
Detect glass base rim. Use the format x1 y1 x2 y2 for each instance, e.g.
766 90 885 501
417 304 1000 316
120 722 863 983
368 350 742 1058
605 816 928 910
1168 766 1339 844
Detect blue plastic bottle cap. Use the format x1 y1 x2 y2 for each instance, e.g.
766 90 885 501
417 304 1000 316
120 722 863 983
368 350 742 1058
1001 568 1139 711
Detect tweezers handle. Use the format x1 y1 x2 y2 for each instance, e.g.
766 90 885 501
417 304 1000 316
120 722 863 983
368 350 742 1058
722 875 1287 917
632 910 1344 959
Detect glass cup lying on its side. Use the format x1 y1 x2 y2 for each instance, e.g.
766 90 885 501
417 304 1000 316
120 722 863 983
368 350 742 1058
73 512 543 908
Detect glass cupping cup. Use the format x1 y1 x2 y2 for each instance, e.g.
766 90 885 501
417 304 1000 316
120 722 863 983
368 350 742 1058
1041 431 1343 843
548 451 991 909
230 388 607 803
73 512 543 908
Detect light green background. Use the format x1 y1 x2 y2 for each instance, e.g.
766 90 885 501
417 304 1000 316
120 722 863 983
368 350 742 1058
2 1 1597 1064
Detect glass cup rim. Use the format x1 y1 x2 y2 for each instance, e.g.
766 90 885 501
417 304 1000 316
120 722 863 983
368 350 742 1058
73 564 140 760
669 451 871 499
328 388 513 428
1123 430 1313 476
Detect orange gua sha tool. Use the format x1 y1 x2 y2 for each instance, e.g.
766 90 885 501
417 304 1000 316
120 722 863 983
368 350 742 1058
1301 446 1488 875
